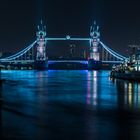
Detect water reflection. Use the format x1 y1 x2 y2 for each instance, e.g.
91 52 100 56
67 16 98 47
86 71 118 109
0 86 3 139
87 71 140 110
115 79 140 109
86 71 119 140
1 70 140 140
87 71 97 106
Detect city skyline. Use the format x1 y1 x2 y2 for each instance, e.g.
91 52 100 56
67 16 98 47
0 0 140 56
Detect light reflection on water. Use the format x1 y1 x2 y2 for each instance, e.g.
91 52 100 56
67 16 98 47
87 71 98 106
114 79 140 109
1 70 140 140
86 71 118 109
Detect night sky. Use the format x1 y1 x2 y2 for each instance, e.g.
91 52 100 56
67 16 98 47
0 0 140 56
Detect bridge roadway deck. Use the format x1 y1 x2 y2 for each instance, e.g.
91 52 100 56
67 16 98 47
0 60 122 64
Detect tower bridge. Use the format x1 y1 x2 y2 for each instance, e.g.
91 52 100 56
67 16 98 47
0 21 127 70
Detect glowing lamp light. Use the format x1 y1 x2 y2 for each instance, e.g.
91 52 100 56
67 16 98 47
66 35 71 40
93 47 97 52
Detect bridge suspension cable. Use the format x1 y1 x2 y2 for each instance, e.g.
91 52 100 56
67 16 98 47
100 41 128 61
0 41 37 61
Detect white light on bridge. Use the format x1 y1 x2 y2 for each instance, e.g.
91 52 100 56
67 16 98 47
66 35 71 40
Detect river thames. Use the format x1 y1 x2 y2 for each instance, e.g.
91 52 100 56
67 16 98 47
0 70 140 140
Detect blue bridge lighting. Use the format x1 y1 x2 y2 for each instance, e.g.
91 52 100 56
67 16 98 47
0 21 127 69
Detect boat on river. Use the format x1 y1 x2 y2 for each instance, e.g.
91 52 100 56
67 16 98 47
110 49 140 81
111 70 140 81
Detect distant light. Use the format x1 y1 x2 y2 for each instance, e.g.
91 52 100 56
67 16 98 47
66 35 71 40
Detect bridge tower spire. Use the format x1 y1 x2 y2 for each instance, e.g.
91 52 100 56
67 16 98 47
88 21 101 69
89 21 100 61
35 20 48 69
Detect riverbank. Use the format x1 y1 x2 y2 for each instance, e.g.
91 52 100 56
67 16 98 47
111 70 140 81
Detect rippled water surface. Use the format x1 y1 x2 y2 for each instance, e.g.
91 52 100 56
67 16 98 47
1 70 140 140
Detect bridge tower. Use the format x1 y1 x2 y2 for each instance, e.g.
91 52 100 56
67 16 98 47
88 21 101 69
36 20 47 61
35 20 48 69
89 21 100 60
